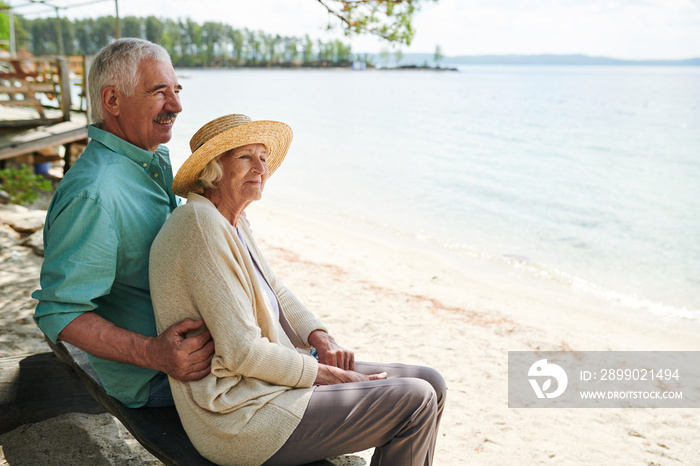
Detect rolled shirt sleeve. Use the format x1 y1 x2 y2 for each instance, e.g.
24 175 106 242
33 194 118 342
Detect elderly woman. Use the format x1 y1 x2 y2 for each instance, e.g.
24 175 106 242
149 114 446 466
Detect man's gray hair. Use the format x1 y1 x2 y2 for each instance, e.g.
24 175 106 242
88 38 172 125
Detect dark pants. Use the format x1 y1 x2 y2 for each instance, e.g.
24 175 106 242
144 372 174 408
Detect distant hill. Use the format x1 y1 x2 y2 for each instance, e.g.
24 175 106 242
365 53 700 67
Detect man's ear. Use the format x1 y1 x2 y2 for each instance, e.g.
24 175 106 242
101 86 121 117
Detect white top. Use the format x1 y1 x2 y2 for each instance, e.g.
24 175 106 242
236 226 281 322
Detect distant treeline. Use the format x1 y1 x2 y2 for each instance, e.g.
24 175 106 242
15 15 368 67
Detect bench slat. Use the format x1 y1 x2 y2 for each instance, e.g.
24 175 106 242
46 339 216 466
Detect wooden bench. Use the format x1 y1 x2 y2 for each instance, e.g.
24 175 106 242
47 339 336 466
0 351 104 434
46 339 217 465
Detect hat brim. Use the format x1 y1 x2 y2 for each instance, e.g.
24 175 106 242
172 120 292 197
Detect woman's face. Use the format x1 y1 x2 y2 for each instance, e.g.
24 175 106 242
216 143 269 206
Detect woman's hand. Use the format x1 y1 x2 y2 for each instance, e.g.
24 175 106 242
314 363 387 386
309 331 385 385
308 330 354 371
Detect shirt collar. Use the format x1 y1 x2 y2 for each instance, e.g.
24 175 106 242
88 125 169 164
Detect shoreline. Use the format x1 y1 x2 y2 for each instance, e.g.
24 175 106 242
247 199 700 464
2 197 700 464
252 164 700 326
247 199 700 352
253 190 700 350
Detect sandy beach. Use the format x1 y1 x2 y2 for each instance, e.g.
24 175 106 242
2 195 700 465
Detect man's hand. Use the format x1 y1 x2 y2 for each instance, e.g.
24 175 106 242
308 330 355 371
148 318 214 381
58 313 214 381
314 363 387 386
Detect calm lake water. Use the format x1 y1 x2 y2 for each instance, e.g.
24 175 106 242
166 66 700 319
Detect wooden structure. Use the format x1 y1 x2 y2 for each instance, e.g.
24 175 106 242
45 340 335 466
46 339 217 466
0 56 89 172
0 351 104 435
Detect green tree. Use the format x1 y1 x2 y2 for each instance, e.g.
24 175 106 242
335 40 353 64
121 16 143 39
145 16 163 44
316 0 437 45
1 2 10 52
14 11 405 69
285 36 300 64
248 30 262 64
202 21 224 66
12 0 435 61
93 16 117 50
191 19 203 64
73 17 109 55
230 28 245 65
394 47 404 65
74 18 93 54
59 17 76 55
261 33 275 64
302 34 314 65
266 34 283 64
178 19 201 66
379 47 391 67
29 17 53 55
317 38 328 62
161 19 181 63
433 44 443 65
10 14 30 52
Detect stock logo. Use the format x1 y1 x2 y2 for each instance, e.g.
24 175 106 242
528 359 568 399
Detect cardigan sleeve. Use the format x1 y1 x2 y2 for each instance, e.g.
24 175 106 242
176 204 318 389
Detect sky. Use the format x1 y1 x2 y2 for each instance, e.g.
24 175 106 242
10 0 700 60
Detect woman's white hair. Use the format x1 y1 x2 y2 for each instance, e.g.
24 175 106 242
88 38 171 125
198 154 225 190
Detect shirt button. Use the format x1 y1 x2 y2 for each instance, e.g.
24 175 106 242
143 163 148 168
153 173 159 178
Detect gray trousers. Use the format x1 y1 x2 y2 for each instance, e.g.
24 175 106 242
263 362 447 466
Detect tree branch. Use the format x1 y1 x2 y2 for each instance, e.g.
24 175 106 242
316 0 434 45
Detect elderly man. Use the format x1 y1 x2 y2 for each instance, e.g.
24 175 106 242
33 38 214 408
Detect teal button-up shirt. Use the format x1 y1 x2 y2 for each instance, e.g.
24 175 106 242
33 125 180 407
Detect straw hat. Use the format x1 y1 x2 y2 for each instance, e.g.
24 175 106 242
172 114 292 196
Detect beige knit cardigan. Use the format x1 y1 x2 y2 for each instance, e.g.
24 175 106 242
149 193 325 466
